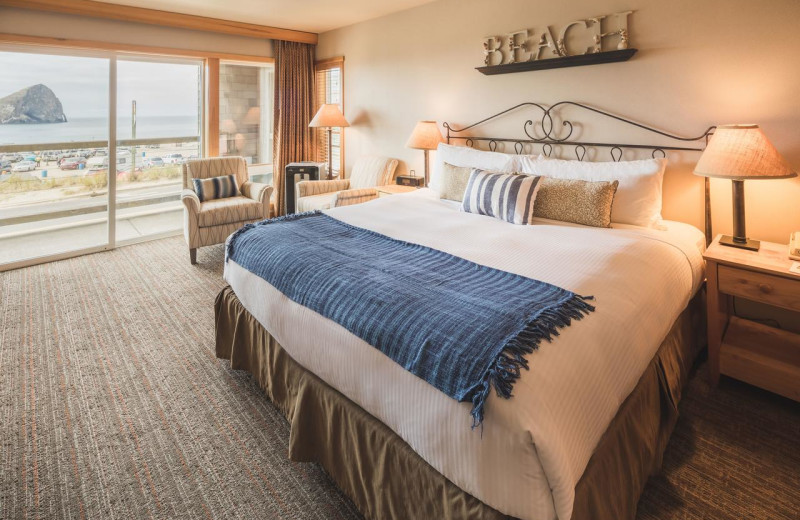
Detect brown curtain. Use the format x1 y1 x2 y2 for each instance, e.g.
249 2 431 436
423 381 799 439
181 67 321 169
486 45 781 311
273 40 317 216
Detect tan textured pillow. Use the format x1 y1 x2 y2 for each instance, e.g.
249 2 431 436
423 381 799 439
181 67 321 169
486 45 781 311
533 177 619 227
437 162 474 201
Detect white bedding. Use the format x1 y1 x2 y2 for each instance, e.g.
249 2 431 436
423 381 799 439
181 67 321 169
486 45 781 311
224 189 705 520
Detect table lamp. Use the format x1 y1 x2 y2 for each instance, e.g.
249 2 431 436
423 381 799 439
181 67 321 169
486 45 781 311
243 106 261 125
406 121 444 186
220 119 237 153
694 124 796 251
309 104 349 180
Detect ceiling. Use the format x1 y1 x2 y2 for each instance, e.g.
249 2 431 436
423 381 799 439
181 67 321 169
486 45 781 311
94 0 439 34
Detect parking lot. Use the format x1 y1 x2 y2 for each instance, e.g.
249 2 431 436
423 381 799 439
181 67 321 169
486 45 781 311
0 142 199 265
1 142 199 189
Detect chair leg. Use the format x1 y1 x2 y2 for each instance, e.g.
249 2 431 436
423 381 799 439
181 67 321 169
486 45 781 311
189 248 197 265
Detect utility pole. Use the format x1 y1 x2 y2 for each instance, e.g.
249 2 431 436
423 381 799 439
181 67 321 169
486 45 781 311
131 100 137 179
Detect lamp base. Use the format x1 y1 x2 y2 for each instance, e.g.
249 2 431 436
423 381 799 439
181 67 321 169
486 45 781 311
719 234 760 251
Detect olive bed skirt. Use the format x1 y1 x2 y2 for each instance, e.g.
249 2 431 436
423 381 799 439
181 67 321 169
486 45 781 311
215 286 705 520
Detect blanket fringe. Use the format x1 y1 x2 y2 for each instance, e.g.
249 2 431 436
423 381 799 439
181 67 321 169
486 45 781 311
470 294 595 429
225 210 322 263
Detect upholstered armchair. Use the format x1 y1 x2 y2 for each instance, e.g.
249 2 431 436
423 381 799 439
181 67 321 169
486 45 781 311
295 156 399 212
181 156 273 264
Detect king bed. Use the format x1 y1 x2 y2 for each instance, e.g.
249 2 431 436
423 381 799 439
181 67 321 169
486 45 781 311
215 103 712 520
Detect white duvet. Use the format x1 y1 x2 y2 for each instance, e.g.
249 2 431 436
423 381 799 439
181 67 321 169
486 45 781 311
224 189 705 520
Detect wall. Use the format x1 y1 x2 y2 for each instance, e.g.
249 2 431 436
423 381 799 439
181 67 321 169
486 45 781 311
0 7 272 57
317 0 800 245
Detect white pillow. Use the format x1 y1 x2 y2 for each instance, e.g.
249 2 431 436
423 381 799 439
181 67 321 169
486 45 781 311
517 155 667 228
430 143 517 193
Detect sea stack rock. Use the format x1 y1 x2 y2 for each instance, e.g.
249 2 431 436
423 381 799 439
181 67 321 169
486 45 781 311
0 84 67 124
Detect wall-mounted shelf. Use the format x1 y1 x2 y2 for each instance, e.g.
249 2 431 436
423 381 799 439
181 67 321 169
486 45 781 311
476 49 637 75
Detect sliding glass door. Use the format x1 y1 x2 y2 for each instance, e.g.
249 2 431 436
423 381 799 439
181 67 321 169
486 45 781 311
0 47 203 269
115 56 202 243
0 48 110 267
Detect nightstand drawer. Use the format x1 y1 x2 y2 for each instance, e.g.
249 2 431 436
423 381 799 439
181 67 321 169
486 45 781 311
718 264 800 312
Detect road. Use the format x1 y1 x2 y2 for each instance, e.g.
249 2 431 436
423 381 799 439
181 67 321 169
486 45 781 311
0 181 182 222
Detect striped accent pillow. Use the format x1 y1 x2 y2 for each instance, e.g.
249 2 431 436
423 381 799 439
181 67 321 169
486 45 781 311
192 174 238 202
461 169 542 225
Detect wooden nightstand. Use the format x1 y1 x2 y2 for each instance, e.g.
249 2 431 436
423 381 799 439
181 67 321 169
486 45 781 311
376 185 418 197
704 235 800 401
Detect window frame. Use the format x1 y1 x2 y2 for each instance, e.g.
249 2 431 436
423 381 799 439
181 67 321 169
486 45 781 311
216 59 275 169
0 35 273 271
0 33 275 164
314 56 345 176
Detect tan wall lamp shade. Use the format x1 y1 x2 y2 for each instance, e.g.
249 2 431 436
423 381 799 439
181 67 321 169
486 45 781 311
406 120 444 150
243 106 261 126
220 119 237 134
406 121 444 186
309 104 349 180
694 124 797 251
309 104 350 128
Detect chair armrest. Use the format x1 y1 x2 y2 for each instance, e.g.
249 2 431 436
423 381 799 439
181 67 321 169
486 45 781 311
241 181 273 204
181 189 201 214
241 181 274 218
296 179 350 198
334 187 379 207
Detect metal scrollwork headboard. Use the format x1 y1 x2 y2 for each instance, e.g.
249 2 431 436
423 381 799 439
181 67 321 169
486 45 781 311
442 101 716 242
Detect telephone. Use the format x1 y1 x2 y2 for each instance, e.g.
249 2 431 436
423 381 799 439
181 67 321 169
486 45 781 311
790 231 800 260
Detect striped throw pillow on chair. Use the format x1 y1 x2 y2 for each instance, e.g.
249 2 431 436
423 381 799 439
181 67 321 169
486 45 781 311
461 169 542 225
193 174 239 202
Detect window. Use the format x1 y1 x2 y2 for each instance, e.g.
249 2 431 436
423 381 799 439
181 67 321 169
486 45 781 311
314 58 344 176
0 36 274 270
0 45 201 269
115 56 202 242
219 61 274 184
0 48 110 267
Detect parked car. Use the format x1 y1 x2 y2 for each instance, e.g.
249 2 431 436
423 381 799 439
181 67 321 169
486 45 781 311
86 156 107 171
144 157 165 168
86 152 132 172
163 153 184 165
1 153 22 163
12 160 37 172
59 157 87 170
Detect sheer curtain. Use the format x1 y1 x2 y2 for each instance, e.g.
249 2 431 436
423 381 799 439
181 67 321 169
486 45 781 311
273 40 317 215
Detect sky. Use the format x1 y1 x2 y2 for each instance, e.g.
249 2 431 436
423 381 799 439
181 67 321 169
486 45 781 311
0 50 201 119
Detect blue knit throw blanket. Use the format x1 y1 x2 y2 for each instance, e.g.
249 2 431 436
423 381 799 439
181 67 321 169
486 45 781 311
227 212 594 427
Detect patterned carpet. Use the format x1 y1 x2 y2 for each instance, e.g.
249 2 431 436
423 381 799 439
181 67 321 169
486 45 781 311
1 236 798 520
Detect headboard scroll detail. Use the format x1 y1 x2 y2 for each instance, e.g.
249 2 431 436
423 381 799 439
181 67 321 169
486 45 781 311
442 101 715 161
441 101 716 242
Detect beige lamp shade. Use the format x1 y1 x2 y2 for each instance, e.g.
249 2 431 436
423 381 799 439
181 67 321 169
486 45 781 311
694 124 796 180
309 104 350 128
220 119 237 134
243 106 261 125
406 121 444 150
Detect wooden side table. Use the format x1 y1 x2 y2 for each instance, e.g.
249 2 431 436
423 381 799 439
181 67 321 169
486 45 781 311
704 235 800 401
376 185 418 197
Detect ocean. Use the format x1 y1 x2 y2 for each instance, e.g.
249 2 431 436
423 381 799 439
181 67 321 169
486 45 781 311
0 115 200 147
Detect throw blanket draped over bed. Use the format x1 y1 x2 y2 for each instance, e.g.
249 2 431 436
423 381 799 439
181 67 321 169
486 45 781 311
227 212 594 426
